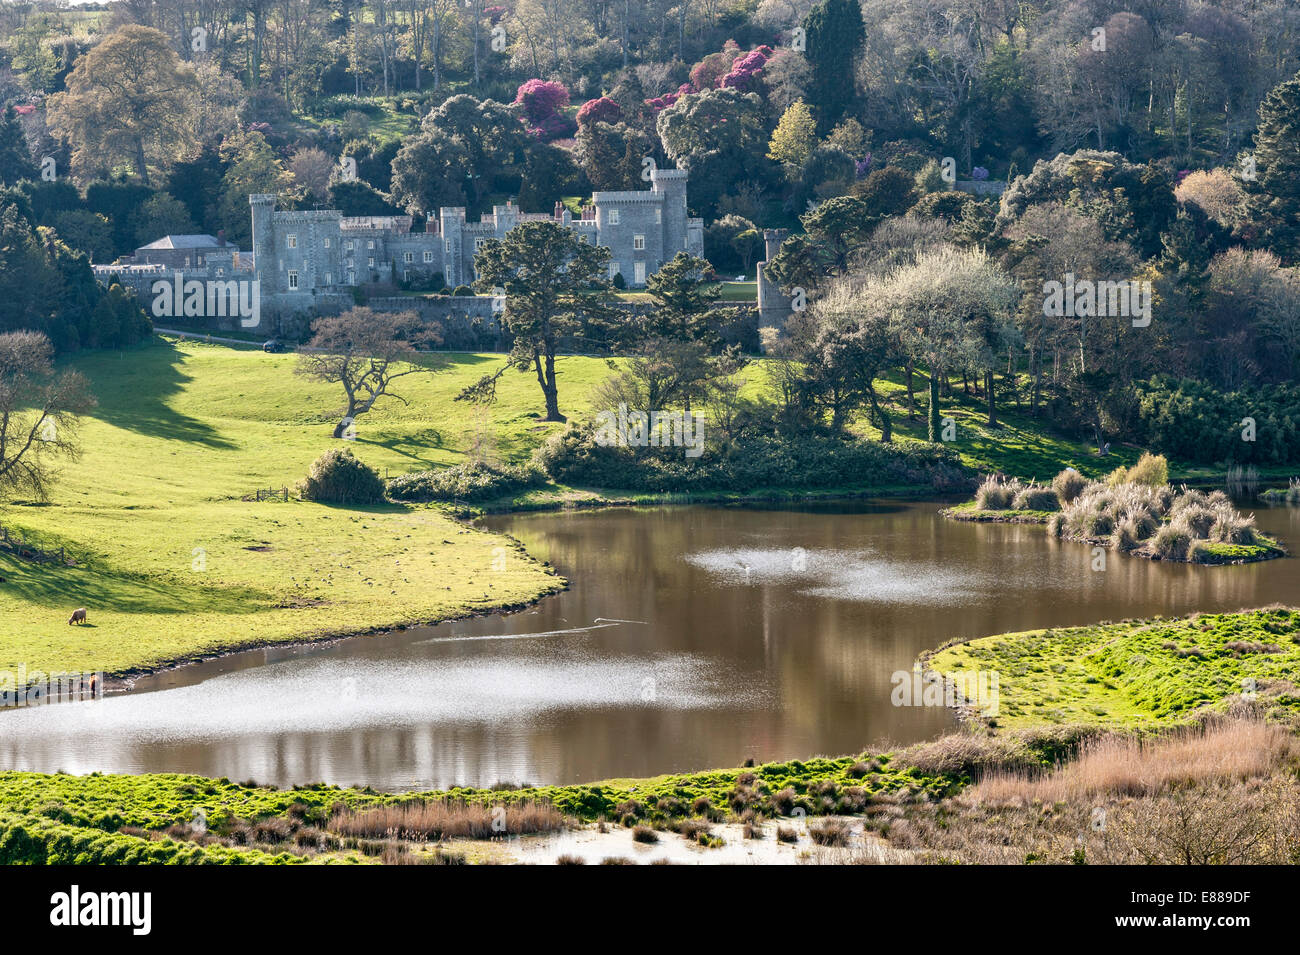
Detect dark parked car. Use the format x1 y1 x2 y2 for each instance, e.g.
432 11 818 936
263 339 286 353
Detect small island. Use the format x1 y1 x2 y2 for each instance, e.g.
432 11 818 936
944 454 1285 565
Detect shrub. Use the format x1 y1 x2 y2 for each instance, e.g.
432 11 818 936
297 448 385 504
1052 468 1089 505
451 285 476 296
612 272 627 289
1126 453 1169 487
631 824 659 843
386 462 545 504
535 424 969 494
1134 376 1300 466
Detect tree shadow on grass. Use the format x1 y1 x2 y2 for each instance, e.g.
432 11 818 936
356 428 447 469
76 339 236 449
0 553 270 617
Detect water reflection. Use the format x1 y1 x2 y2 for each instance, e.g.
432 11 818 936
0 501 1295 791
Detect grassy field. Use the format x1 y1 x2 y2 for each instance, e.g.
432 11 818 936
927 608 1300 728
0 338 628 683
1 334 1238 686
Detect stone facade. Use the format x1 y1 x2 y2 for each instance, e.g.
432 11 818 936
246 165 701 313
94 167 704 331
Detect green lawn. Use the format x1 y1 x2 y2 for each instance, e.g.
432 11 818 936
928 608 1300 728
0 339 621 683
1 335 1193 685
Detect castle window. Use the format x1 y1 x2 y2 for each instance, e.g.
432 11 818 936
288 270 299 289
346 240 354 251
634 262 646 285
656 209 662 224
347 271 355 284
216 268 224 277
445 239 454 252
474 238 487 251
608 209 620 225
287 234 297 249
367 240 375 250
197 255 204 265
609 262 620 280
404 251 414 263
403 270 410 282
423 250 434 263
633 235 645 251
367 257 375 268
323 238 331 249
324 272 332 285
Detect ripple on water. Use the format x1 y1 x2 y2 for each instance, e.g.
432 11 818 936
0 649 765 747
683 547 993 604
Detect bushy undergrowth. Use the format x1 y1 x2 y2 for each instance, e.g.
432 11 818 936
386 461 545 503
298 448 386 504
1134 376 1300 465
535 424 969 494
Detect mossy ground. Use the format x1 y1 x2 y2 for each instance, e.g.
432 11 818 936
927 608 1300 728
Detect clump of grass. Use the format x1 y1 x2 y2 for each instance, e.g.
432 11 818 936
775 825 799 843
973 720 1291 804
1052 468 1089 505
1210 510 1257 545
556 854 585 865
1012 483 1059 511
631 824 659 844
328 799 565 840
808 818 852 847
1152 522 1191 560
771 787 798 815
975 475 1022 510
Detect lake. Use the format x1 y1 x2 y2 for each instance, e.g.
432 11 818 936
2 500 1296 790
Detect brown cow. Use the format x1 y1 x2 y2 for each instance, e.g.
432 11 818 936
68 608 87 625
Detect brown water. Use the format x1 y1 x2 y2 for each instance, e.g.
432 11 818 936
1 500 1297 791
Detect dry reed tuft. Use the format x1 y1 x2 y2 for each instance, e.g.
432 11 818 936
328 799 566 841
971 720 1291 805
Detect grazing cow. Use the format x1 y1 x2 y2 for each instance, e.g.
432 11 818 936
68 608 87 625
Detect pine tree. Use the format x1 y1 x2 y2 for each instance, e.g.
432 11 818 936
0 107 36 186
1244 72 1300 263
801 0 865 133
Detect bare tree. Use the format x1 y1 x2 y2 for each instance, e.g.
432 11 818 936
0 332 95 501
295 308 439 438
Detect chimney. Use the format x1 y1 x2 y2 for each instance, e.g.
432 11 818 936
554 201 563 219
217 230 227 247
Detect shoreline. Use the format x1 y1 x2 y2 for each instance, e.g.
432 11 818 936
80 489 957 696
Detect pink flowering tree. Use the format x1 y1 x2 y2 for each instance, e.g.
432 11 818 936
576 97 622 127
515 79 570 125
515 79 574 141
688 40 742 91
720 46 774 92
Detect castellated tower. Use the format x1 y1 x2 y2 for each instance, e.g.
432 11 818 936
249 194 278 291
757 228 792 341
651 168 689 255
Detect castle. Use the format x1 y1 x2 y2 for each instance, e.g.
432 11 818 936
94 167 704 330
